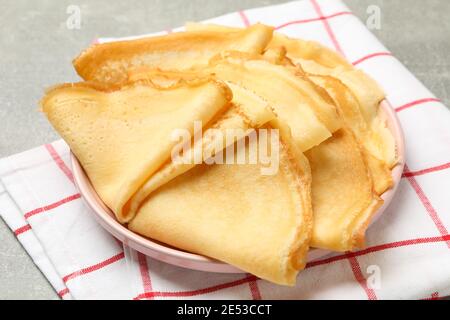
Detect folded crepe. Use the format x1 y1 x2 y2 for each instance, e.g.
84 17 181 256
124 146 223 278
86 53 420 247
258 56 384 251
73 23 273 85
41 75 312 284
267 33 350 69
309 75 393 195
269 37 390 250
268 32 397 169
41 80 233 223
186 23 395 169
41 21 399 282
265 68 385 250
185 24 392 250
305 128 382 251
129 127 313 285
125 71 276 220
127 50 385 251
129 55 341 153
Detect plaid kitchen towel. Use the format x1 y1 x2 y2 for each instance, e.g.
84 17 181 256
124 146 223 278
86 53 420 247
1 0 450 300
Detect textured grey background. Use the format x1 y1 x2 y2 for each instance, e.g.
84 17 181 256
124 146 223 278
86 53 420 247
0 0 449 300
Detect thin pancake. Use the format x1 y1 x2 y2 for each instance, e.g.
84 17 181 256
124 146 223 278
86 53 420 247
128 56 382 251
269 33 392 249
305 128 382 251
130 58 341 153
127 58 377 253
309 75 393 195
73 24 273 85
125 71 276 219
267 33 350 69
41 80 232 223
207 54 341 152
269 33 396 168
129 128 312 285
170 25 391 250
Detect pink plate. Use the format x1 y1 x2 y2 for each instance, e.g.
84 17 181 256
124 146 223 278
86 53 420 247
71 100 405 273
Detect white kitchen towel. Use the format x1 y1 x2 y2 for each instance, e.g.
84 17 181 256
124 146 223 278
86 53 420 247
1 0 450 300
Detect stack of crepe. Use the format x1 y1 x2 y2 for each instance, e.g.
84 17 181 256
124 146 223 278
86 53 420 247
41 23 397 286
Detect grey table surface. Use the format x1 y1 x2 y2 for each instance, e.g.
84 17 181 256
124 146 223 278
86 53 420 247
0 0 449 300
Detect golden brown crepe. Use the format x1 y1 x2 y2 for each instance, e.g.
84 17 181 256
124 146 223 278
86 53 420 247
261 66 386 250
185 23 395 169
209 54 341 152
208 54 341 134
130 56 341 153
309 75 393 195
305 128 382 251
266 67 386 251
267 32 350 69
43 67 312 285
41 21 400 284
129 128 313 285
127 55 384 252
73 24 273 85
182 24 391 250
125 71 276 220
268 33 396 169
41 80 232 223
128 68 275 128
267 36 390 249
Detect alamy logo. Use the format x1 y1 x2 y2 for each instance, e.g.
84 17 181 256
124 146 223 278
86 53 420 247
171 121 280 176
66 5 81 30
366 5 382 30
366 264 381 290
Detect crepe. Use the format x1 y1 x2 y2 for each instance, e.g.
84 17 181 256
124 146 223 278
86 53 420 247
40 21 400 284
73 23 273 85
128 65 378 252
128 57 382 251
305 128 382 251
209 54 341 152
124 70 276 219
183 25 387 249
130 56 341 154
267 33 350 69
269 33 396 169
208 55 386 250
129 128 313 285
41 80 232 223
273 64 385 250
128 68 275 128
263 56 385 250
127 25 393 251
185 23 395 168
309 75 393 195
